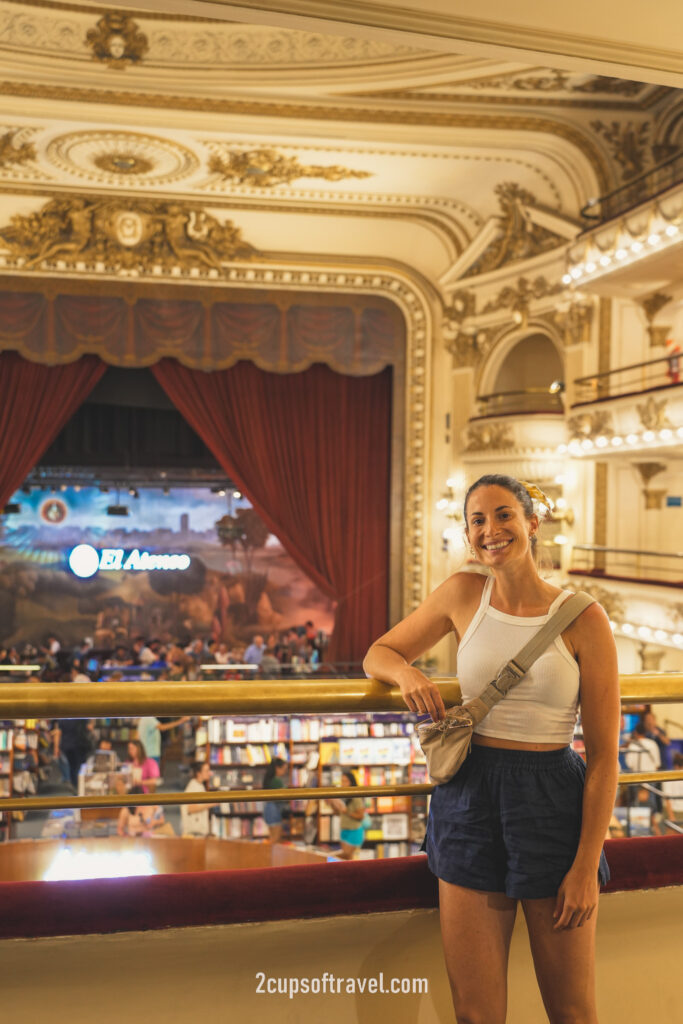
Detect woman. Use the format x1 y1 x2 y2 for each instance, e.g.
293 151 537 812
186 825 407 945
262 757 288 842
125 739 160 794
363 474 619 1024
117 786 174 837
327 769 369 860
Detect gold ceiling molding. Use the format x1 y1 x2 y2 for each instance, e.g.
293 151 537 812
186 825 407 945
0 196 256 274
206 147 372 187
85 12 149 70
0 84 613 193
567 410 614 441
480 274 563 317
462 182 567 278
351 83 672 113
465 69 645 96
45 129 199 186
1 0 225 23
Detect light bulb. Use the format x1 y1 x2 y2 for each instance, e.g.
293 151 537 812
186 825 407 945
626 433 639 445
585 261 596 273
621 623 634 634
638 626 652 639
570 267 583 279
654 630 667 642
595 436 608 448
611 435 623 446
659 428 673 440
553 534 568 545
648 233 661 245
557 444 568 455
665 224 679 237
615 248 628 260
642 430 655 442
599 255 611 267
436 499 448 510
562 273 572 285
673 633 683 645
581 438 594 450
631 241 643 253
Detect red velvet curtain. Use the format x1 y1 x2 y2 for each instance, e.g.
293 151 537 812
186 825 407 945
0 351 106 507
151 360 391 663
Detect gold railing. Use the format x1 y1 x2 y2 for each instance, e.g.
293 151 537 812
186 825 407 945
1 675 682 813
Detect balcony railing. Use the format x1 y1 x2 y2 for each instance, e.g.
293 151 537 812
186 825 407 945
0 677 682 818
472 388 564 419
573 355 682 405
570 544 683 586
580 149 683 225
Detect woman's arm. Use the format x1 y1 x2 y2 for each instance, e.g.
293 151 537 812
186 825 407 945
363 573 478 721
554 602 620 930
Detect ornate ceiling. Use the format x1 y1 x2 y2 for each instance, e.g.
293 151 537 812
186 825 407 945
0 1 680 293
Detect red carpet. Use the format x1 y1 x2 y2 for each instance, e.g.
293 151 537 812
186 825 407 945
0 837 680 940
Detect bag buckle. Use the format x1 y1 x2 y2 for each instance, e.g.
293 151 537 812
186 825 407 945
492 659 524 695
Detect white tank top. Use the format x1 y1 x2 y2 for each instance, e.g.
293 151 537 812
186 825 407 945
457 575 580 744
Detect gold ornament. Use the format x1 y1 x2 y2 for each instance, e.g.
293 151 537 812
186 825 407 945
207 148 372 188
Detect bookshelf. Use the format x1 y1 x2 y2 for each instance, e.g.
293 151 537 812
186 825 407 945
0 723 13 838
195 713 428 858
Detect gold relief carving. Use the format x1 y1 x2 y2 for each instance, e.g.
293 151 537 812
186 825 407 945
543 301 593 347
643 489 667 510
567 410 614 441
0 197 255 274
464 183 565 279
573 77 643 97
445 330 477 369
93 152 155 175
85 12 149 70
640 291 672 347
464 422 515 452
444 288 476 326
639 644 666 671
590 120 650 181
576 584 625 620
207 148 372 188
481 275 563 318
632 462 667 486
636 396 674 431
641 291 672 322
0 129 36 169
466 69 570 92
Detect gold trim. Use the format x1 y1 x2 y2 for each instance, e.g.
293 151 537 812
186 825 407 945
0 0 229 24
0 85 613 192
594 461 608 570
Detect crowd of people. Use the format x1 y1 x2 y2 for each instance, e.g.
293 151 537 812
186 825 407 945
0 619 328 682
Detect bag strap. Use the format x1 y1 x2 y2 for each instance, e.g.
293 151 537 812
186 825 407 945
465 591 594 725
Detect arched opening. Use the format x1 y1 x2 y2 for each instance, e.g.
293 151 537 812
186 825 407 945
476 332 564 417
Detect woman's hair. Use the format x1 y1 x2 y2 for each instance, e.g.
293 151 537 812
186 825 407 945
464 473 534 525
129 739 147 763
263 756 287 787
341 769 358 787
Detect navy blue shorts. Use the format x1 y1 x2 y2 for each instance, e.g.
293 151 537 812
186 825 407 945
425 744 610 900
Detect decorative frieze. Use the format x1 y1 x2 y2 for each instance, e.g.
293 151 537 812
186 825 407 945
85 12 149 70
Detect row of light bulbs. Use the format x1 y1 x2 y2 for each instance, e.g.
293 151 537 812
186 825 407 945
558 426 683 456
610 620 683 650
563 222 681 285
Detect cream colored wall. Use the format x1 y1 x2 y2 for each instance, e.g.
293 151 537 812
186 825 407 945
124 0 683 85
2 888 681 1023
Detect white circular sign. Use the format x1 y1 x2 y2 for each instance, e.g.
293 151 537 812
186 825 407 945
68 544 100 579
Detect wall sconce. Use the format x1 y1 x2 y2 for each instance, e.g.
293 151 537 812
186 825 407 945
437 477 465 552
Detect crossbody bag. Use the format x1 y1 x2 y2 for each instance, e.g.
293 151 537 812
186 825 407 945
417 591 594 785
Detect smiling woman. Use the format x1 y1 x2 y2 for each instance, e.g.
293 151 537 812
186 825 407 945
363 472 620 1024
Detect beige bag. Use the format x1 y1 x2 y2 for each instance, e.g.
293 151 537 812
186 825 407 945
418 591 594 785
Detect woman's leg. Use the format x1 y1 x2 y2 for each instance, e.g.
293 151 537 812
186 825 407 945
439 880 517 1024
522 898 598 1024
267 824 282 843
338 840 358 860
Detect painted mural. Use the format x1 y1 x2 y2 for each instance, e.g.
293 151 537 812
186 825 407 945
0 487 335 648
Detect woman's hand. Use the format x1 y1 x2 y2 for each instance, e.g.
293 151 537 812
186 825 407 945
553 865 599 930
395 666 446 722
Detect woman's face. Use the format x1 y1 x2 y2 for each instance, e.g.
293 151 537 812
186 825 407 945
276 762 288 776
127 742 137 761
465 484 537 569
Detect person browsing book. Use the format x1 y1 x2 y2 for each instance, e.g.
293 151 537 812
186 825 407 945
363 473 620 1024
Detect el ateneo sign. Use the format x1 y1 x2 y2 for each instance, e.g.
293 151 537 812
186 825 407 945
68 544 191 579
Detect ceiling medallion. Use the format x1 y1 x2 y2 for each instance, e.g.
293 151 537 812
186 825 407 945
207 148 372 188
85 12 149 70
93 152 155 176
46 131 198 185
0 197 255 275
